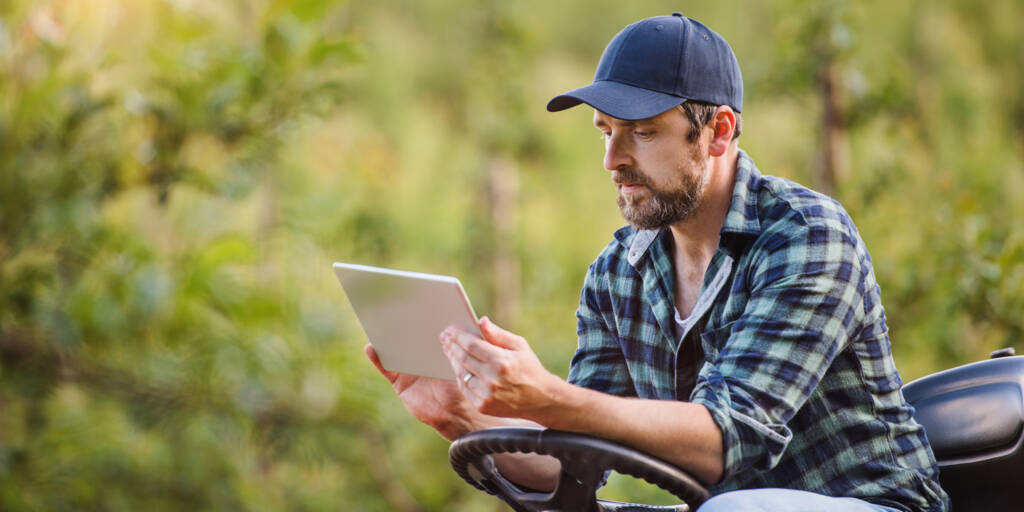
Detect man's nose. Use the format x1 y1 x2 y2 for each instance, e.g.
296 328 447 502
603 135 634 171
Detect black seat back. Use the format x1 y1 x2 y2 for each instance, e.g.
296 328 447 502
903 355 1024 512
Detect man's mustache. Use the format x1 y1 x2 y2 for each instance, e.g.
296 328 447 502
612 168 649 186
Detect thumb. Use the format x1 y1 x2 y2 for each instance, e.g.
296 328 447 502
479 317 528 351
364 344 399 384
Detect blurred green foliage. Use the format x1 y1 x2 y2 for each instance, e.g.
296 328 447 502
1 0 1022 510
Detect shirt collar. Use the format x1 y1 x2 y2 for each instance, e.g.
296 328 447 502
616 149 763 268
720 149 762 236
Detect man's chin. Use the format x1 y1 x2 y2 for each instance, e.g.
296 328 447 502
617 190 649 210
620 202 699 230
620 208 666 230
624 219 668 231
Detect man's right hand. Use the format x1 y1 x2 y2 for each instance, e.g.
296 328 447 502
365 343 561 491
364 344 481 441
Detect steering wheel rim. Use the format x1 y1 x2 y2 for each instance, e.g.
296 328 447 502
449 427 711 512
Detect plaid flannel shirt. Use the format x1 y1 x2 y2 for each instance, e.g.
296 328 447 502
569 151 949 512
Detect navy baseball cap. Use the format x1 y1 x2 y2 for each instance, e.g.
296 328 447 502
547 13 742 120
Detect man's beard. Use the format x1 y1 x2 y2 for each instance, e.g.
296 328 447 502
615 148 709 230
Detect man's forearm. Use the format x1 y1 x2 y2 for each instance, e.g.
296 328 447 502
531 381 725 485
441 321 725 486
481 383 724 491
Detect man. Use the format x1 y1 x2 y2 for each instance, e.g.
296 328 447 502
366 13 950 512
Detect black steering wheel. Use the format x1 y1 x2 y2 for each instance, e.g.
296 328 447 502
449 427 711 512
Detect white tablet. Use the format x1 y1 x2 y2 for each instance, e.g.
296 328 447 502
333 262 482 381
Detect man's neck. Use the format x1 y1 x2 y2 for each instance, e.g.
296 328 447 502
668 148 738 317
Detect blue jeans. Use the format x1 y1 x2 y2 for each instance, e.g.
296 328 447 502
697 488 903 512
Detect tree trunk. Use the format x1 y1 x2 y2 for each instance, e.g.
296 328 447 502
487 157 521 325
818 59 847 198
1019 41 1024 163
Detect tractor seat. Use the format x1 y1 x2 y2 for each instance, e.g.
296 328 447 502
902 353 1024 512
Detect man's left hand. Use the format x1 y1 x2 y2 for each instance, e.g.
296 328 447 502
440 317 562 422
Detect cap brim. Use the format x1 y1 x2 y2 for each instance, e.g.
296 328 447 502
546 80 686 121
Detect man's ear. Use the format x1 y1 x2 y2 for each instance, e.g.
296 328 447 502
708 106 736 157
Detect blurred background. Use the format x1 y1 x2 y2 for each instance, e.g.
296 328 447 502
1 0 1022 510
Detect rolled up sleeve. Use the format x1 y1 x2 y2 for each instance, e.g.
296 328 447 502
691 223 865 479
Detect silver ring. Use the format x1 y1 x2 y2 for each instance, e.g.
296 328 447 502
462 373 474 384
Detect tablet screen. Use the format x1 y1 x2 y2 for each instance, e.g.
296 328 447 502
334 262 481 381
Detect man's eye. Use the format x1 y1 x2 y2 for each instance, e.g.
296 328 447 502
635 130 652 138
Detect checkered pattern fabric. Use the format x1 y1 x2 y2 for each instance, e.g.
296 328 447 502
569 151 949 512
